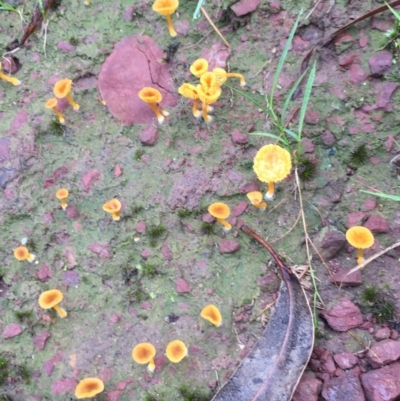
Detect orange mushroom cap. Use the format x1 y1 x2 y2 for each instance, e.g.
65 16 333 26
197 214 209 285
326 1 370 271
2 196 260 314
103 199 121 213
346 226 374 249
38 289 63 309
138 87 162 104
14 246 29 261
54 79 72 98
56 188 69 200
200 304 222 327
253 144 292 184
190 58 209 78
165 340 188 363
152 0 179 16
208 202 230 220
45 98 58 109
196 84 221 105
132 343 156 364
75 377 104 399
246 191 263 205
212 68 228 86
200 72 219 91
178 83 198 100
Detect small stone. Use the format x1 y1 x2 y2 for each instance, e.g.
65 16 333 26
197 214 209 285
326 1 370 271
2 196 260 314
366 339 400 368
114 164 122 177
364 215 389 233
109 313 121 324
37 264 53 281
346 212 367 228
140 249 152 260
369 51 393 77
292 373 322 401
331 268 362 287
333 352 358 370
374 327 391 341
33 332 51 351
320 297 363 332
3 323 22 339
269 1 281 13
57 41 76 53
231 129 249 145
321 131 335 146
123 5 135 22
313 226 346 260
322 368 364 401
305 110 320 125
81 169 100 191
233 201 248 217
362 199 376 212
51 378 77 395
391 330 399 340
139 125 158 146
301 138 315 153
65 205 79 220
88 243 110 258
161 242 173 260
231 0 262 17
61 271 80 286
348 64 367 84
135 221 147 234
140 301 153 310
175 277 191 293
293 36 310 52
218 239 240 254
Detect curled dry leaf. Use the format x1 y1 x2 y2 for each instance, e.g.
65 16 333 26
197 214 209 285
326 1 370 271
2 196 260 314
211 225 314 401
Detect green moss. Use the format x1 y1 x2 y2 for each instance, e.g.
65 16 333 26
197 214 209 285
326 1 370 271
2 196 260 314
348 144 368 168
297 157 318 182
360 286 396 323
0 356 9 385
177 209 192 218
14 311 33 322
68 36 79 46
135 149 145 161
179 385 210 401
200 222 214 235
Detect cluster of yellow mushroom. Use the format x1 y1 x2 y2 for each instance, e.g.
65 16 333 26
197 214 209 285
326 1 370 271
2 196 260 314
45 79 80 124
179 58 246 123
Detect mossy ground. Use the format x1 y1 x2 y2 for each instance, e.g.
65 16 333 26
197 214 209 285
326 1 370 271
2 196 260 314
0 0 400 400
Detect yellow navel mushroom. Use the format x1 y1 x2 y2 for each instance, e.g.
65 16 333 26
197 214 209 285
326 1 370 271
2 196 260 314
132 342 157 372
14 246 36 263
56 188 69 210
103 199 122 221
208 202 231 232
165 340 188 363
54 78 80 110
38 289 67 318
200 304 222 327
246 191 267 210
152 0 179 37
75 378 104 399
346 226 374 264
0 62 21 86
138 87 169 125
189 58 209 78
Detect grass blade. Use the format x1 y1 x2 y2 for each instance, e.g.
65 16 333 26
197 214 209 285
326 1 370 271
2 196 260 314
249 132 289 146
269 11 303 108
297 60 316 141
284 128 300 141
385 1 400 22
360 190 400 201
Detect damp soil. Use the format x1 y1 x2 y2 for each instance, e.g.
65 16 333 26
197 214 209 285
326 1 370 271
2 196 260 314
0 0 400 400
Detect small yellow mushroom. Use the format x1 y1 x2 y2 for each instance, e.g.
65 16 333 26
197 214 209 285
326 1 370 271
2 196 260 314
152 0 179 37
0 62 21 86
208 202 231 232
45 98 65 124
54 79 80 110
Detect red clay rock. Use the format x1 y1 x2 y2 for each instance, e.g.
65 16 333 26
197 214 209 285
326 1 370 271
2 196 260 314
114 164 122 177
364 215 389 233
314 226 346 260
3 323 22 338
269 1 281 13
292 373 322 401
366 339 400 368
331 268 362 287
361 362 400 401
201 41 231 69
139 125 158 146
231 129 249 145
375 82 399 111
374 327 391 341
312 347 336 374
348 64 367 84
346 212 367 228
65 205 79 220
141 249 152 259
51 377 77 395
175 277 191 293
98 36 177 125
218 239 240 254
301 138 315 153
320 297 363 332
123 5 135 22
321 131 336 146
33 332 51 351
369 51 393 77
231 0 262 17
161 242 173 260
37 264 53 281
292 36 310 52
322 368 365 401
57 41 76 53
362 199 376 212
88 243 110 258
81 169 100 191
305 110 320 124
135 221 147 234
233 201 248 217
333 352 358 370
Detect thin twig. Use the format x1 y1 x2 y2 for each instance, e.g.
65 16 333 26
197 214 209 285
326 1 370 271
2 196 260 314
181 29 214 50
250 300 277 322
303 0 322 22
201 6 231 48
270 210 301 244
347 241 400 275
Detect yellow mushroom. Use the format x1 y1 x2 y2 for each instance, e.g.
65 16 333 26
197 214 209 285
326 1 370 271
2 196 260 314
246 191 267 210
75 378 104 399
14 246 36 263
213 67 246 87
132 342 157 372
346 226 374 264
103 199 122 221
138 87 169 124
200 304 222 327
45 98 65 124
196 84 221 123
56 188 69 210
0 62 21 86
165 340 188 363
38 289 67 318
54 78 80 110
208 202 231 232
253 144 292 200
152 0 179 37
189 58 209 78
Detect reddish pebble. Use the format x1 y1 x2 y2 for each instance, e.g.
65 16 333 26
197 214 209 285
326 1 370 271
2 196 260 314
218 239 240 254
135 221 147 234
176 277 191 293
114 164 122 177
3 323 22 339
33 332 51 351
139 125 158 146
233 201 248 217
65 205 79 220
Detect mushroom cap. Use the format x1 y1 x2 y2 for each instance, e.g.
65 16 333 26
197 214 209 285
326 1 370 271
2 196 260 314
195 85 221 105
138 87 162 104
54 79 73 98
346 226 374 249
253 144 292 184
208 202 230 219
200 304 222 327
200 72 218 91
75 377 104 399
132 342 156 364
103 199 122 213
165 340 188 363
14 246 29 261
45 98 58 109
190 58 209 78
212 68 228 85
38 289 64 309
56 188 69 199
178 83 198 99
246 191 263 206
152 0 179 16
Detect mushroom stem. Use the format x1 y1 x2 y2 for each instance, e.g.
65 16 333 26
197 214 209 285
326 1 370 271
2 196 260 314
356 248 364 265
53 304 67 318
265 182 275 200
60 198 68 210
52 106 65 124
202 102 212 123
161 107 170 117
148 103 165 124
111 211 121 221
226 72 246 87
256 201 267 210
66 93 80 110
148 359 155 372
0 70 21 86
166 14 177 37
192 99 201 118
217 218 232 232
